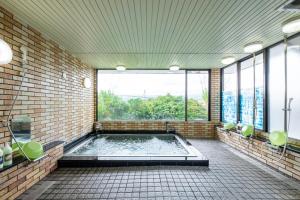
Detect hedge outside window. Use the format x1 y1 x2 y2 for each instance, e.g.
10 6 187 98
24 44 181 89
97 70 210 121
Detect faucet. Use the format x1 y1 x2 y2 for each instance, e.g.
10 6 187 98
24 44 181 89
165 121 175 133
94 122 103 134
165 121 169 132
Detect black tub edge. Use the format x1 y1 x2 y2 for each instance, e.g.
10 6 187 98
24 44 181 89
58 159 209 168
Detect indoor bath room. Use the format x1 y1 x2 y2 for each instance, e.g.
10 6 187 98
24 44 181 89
0 0 300 199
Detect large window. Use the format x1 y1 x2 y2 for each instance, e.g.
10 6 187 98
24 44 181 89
269 35 300 140
268 44 285 133
97 70 209 121
221 54 265 130
187 71 209 120
222 64 238 123
287 36 300 140
240 54 264 129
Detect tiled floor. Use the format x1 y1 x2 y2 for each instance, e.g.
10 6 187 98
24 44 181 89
19 140 300 200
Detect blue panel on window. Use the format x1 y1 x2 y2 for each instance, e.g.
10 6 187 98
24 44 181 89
222 91 237 123
240 87 263 129
255 87 264 129
240 89 253 126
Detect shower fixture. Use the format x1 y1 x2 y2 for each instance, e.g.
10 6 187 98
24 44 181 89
267 17 297 162
6 46 32 161
243 42 263 137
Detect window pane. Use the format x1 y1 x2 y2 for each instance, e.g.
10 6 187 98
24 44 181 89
255 55 264 130
222 64 237 123
187 71 209 120
240 54 264 129
287 36 300 140
268 44 285 133
97 70 185 120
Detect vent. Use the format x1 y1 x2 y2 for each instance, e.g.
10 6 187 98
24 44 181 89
278 0 300 11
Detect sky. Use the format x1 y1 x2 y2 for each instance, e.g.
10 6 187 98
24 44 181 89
97 71 208 99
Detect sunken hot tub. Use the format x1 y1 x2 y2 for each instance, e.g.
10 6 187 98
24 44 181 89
58 132 209 167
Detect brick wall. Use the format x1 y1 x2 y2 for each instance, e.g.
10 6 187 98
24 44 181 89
0 6 96 146
210 69 220 122
0 144 64 200
0 6 95 199
101 121 217 138
216 128 300 181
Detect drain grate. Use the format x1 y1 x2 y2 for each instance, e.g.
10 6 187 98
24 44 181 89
17 181 56 200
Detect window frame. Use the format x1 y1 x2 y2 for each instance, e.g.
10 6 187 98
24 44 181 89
220 63 238 123
220 32 300 132
267 35 300 140
96 69 211 122
221 52 266 131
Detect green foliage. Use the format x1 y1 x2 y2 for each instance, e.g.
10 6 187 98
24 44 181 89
98 91 129 120
98 90 208 120
187 99 207 120
149 94 185 120
128 98 151 119
187 88 209 120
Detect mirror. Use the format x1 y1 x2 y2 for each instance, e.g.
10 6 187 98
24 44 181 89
11 116 31 143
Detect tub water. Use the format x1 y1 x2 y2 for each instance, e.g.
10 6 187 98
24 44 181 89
70 134 189 156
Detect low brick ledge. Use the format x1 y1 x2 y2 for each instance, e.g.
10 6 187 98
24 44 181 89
0 141 64 173
216 127 300 181
0 141 64 200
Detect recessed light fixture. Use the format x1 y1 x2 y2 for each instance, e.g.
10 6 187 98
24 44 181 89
169 65 180 71
282 16 300 34
116 65 126 71
0 38 13 65
244 42 263 53
221 56 235 65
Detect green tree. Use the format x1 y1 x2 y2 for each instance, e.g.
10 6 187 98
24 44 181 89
98 91 208 120
187 99 207 120
98 91 129 120
201 88 209 109
148 94 185 120
128 98 151 119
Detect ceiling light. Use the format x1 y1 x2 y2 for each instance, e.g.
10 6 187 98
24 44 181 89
0 38 13 65
244 42 263 53
282 16 300 34
169 65 180 71
116 65 126 71
221 56 235 65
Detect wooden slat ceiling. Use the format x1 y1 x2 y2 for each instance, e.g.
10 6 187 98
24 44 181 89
0 0 299 69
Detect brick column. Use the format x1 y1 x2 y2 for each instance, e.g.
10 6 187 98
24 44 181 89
210 68 221 122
